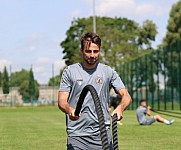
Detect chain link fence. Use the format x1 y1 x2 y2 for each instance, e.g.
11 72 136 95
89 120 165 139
118 41 181 110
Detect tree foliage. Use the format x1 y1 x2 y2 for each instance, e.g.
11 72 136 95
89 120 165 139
162 0 181 92
48 68 64 86
164 0 181 45
19 80 30 101
48 75 60 87
29 67 39 101
2 66 9 94
11 68 39 102
11 69 29 87
61 16 157 70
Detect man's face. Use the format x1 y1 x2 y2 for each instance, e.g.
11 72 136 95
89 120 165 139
81 42 100 65
141 101 147 107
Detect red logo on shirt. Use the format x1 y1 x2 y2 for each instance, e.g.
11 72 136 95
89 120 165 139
96 77 103 84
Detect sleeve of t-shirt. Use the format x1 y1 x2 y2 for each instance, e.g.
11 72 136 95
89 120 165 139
59 67 72 92
110 69 125 93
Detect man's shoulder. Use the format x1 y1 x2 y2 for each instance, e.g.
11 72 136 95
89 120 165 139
98 63 112 70
137 106 146 110
65 63 81 70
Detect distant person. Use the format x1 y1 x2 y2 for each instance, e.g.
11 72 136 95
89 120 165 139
136 99 174 125
109 93 122 125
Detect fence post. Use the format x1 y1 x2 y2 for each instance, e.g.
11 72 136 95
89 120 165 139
9 65 12 106
135 59 139 108
140 57 143 99
157 50 160 110
52 64 55 105
170 44 174 110
145 55 148 102
150 53 154 109
178 41 181 110
130 61 134 110
163 47 167 110
126 62 130 110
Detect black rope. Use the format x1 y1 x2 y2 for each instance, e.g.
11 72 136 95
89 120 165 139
112 114 118 150
74 85 120 150
74 85 109 150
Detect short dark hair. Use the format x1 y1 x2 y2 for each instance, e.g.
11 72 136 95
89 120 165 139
139 99 146 105
80 32 101 50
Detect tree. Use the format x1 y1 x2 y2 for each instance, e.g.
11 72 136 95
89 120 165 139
137 20 158 49
162 0 181 93
19 80 30 101
11 69 29 87
164 0 181 45
11 68 39 102
2 66 9 94
61 16 157 70
48 68 64 86
29 67 39 101
48 75 60 87
29 67 35 101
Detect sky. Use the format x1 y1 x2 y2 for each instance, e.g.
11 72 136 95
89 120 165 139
0 0 179 84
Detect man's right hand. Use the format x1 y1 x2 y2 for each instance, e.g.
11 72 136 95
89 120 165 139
147 106 151 110
68 107 80 121
58 91 80 121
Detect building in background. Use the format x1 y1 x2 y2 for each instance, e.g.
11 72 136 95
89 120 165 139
0 85 59 106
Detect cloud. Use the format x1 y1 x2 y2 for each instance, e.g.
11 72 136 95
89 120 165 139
51 39 61 45
95 0 169 19
54 59 65 71
31 65 49 83
83 0 92 4
70 9 81 18
0 59 11 71
31 59 65 84
97 0 134 16
135 3 167 17
26 33 47 44
28 45 38 52
36 57 50 64
33 66 45 73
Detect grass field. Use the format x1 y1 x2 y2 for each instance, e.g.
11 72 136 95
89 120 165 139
0 106 180 150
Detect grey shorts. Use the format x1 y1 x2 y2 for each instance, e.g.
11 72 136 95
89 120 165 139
67 129 113 150
141 117 155 125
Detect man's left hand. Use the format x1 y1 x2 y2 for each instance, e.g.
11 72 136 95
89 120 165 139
111 106 123 121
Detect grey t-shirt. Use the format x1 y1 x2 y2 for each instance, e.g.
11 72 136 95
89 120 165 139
59 62 125 136
136 106 147 124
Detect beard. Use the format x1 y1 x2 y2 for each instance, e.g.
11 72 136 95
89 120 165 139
83 54 98 65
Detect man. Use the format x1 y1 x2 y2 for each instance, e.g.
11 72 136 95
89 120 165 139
58 32 132 150
136 99 174 125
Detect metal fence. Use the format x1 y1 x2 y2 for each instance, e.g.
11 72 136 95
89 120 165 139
118 41 181 110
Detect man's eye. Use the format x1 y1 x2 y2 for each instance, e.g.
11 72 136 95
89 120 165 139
94 50 99 53
85 50 92 53
85 50 99 53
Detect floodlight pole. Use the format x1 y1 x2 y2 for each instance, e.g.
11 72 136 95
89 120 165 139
9 65 12 106
52 64 54 103
93 0 96 33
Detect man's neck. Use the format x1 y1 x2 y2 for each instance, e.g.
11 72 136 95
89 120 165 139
81 61 97 70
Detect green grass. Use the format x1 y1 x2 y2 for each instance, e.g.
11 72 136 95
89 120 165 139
0 106 180 150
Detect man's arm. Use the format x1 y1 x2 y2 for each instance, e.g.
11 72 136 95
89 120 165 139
111 88 132 120
146 106 151 116
58 91 79 121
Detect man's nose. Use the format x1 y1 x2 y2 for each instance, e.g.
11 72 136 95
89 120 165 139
90 51 94 56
